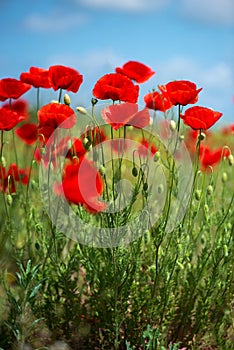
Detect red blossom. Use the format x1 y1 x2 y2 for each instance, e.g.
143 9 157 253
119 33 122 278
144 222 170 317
49 65 83 93
38 103 76 129
57 136 87 160
0 163 29 193
0 107 25 130
54 158 106 213
2 99 30 120
144 91 173 112
181 106 222 130
159 80 202 106
20 66 51 88
0 78 31 101
138 139 157 157
115 61 155 83
101 102 150 130
15 123 38 145
93 73 139 103
200 146 230 170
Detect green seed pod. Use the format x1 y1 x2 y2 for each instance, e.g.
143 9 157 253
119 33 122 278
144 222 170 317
222 172 228 183
143 183 148 191
228 154 234 166
83 137 91 150
64 93 71 106
206 185 213 196
91 98 98 106
132 167 138 177
195 189 201 201
7 194 13 206
198 132 206 141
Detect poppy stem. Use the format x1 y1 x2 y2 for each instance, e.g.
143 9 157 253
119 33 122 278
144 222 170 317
58 88 63 103
0 130 9 219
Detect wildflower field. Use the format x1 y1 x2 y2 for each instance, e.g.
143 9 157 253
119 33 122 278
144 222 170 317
0 61 233 350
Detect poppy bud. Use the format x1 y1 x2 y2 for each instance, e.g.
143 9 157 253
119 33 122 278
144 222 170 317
7 194 13 206
64 94 71 106
40 145 46 156
222 172 228 183
198 132 206 141
83 137 91 151
223 244 228 257
154 151 160 162
91 98 98 106
1 156 6 167
158 184 164 194
99 165 105 175
143 182 148 191
132 167 138 177
76 106 88 115
228 154 234 166
206 185 213 195
170 120 176 131
195 189 201 201
179 135 184 142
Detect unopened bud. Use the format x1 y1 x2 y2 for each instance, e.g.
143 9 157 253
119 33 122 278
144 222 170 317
143 183 148 192
195 189 201 201
154 151 161 162
222 172 228 183
40 146 46 156
7 194 13 206
170 120 176 132
132 167 138 177
99 165 105 175
206 185 213 196
179 135 184 141
64 94 71 106
76 106 88 115
83 137 91 151
1 156 6 167
228 154 234 166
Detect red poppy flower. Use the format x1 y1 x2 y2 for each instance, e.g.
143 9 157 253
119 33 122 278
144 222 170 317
0 107 25 130
54 158 105 213
0 165 7 192
0 78 31 101
49 65 83 93
93 73 139 103
180 106 223 130
159 80 202 106
83 126 106 146
144 91 173 112
57 136 87 160
20 66 51 88
2 99 30 120
15 123 38 145
221 123 234 135
110 138 131 153
200 146 230 170
38 103 76 129
138 139 158 157
101 102 150 130
115 61 155 83
0 163 29 193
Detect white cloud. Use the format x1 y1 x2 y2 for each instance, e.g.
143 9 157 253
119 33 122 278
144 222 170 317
180 0 234 25
24 12 89 32
77 0 169 12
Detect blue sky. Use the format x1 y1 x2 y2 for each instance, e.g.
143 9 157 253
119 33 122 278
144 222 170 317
0 0 233 125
